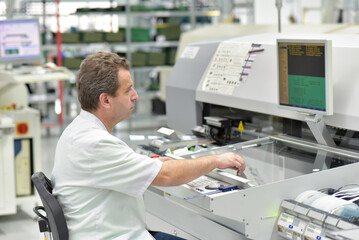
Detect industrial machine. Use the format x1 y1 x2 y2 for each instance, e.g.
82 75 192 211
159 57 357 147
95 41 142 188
0 18 74 216
144 33 359 239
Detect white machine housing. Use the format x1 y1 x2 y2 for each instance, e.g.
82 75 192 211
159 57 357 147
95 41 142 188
0 116 15 215
144 33 359 240
166 33 359 134
0 65 74 216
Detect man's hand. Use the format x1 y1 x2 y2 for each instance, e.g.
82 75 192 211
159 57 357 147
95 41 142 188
216 152 246 173
152 152 246 186
159 157 171 162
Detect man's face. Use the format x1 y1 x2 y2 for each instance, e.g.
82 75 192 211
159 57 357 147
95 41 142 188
111 68 138 122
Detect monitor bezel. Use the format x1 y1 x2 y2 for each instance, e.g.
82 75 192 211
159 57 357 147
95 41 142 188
277 38 333 116
0 18 43 66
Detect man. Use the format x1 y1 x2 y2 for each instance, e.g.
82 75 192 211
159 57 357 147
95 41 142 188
51 52 246 240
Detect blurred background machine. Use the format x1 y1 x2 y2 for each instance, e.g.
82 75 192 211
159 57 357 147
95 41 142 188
0 18 74 216
144 32 359 240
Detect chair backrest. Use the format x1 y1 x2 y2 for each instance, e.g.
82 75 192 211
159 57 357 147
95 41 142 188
31 171 69 240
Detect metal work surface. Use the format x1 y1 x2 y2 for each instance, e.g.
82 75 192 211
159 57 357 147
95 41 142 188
146 136 359 239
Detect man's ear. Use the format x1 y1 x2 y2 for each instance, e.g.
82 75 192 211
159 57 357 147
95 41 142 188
99 93 111 109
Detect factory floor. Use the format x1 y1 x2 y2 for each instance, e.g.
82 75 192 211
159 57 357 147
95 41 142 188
0 114 167 240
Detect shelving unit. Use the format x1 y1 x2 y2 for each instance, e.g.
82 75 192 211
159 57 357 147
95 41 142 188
0 1 225 128
36 1 222 124
42 3 221 67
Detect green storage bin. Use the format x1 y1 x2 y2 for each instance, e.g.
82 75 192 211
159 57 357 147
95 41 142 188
76 8 91 13
166 49 177 65
130 5 148 11
61 32 81 43
131 28 150 42
104 30 125 42
63 57 83 70
81 32 104 43
171 6 189 11
156 24 181 41
118 27 150 42
132 52 147 67
147 52 166 66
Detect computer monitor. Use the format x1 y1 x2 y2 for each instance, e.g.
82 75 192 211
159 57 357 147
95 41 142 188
277 39 333 115
0 18 43 66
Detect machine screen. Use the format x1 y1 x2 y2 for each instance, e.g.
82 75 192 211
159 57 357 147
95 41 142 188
0 19 43 66
277 39 333 115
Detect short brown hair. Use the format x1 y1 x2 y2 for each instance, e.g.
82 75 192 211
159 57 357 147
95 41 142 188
76 52 130 111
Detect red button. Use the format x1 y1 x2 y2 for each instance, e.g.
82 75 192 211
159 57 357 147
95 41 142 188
16 122 28 135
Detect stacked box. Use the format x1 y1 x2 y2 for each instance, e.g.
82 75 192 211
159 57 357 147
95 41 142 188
166 49 177 65
76 8 91 13
104 30 125 42
131 28 150 42
110 6 125 12
132 52 147 67
81 32 104 43
171 6 188 11
63 57 83 70
156 24 181 41
119 27 150 42
130 5 148 11
147 52 166 66
61 32 81 43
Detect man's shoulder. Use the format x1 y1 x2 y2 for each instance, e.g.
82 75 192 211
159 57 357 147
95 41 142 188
61 116 109 143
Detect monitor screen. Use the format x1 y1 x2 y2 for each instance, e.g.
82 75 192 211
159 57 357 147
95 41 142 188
0 18 43 66
277 39 333 115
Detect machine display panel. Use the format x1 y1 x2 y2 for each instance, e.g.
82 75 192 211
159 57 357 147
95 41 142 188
277 39 333 115
0 18 43 66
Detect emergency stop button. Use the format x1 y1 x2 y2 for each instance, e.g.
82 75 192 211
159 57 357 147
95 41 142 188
16 122 29 135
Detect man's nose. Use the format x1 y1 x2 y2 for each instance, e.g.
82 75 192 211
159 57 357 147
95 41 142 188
132 88 138 100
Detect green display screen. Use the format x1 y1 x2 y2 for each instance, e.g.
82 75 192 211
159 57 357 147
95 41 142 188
288 75 325 111
278 40 331 114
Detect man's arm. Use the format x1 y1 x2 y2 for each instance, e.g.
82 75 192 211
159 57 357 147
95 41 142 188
151 152 245 186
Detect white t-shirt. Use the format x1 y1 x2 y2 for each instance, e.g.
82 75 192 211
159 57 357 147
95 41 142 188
51 110 163 240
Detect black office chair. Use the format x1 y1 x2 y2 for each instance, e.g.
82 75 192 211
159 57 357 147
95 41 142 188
31 171 69 240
